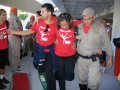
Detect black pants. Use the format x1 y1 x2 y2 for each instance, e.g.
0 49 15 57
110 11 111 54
38 52 56 90
0 49 9 69
56 54 76 90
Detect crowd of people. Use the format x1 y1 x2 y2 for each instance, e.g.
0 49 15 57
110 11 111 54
0 2 118 90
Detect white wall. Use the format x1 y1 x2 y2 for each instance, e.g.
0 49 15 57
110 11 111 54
0 0 42 14
112 0 120 55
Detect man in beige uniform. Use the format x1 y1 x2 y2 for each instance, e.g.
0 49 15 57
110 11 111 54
8 7 23 72
76 8 113 90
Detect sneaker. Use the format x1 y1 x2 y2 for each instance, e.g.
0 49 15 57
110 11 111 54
31 52 34 57
22 53 28 57
101 67 106 74
2 77 9 84
100 65 103 73
0 83 6 89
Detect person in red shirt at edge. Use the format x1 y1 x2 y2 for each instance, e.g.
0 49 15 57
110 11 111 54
8 3 57 90
0 9 10 89
54 13 82 90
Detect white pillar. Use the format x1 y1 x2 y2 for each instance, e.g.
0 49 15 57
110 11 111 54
112 0 120 55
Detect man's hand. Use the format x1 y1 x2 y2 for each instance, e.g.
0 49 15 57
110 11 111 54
97 49 102 55
7 29 15 35
118 73 120 81
107 55 113 68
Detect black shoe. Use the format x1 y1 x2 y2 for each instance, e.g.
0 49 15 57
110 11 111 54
79 84 87 90
88 88 91 90
17 69 21 71
31 52 34 57
2 77 9 84
0 83 6 89
22 53 28 57
20 49 23 59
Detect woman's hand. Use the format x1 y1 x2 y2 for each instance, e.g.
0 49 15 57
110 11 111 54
54 39 58 44
72 43 76 50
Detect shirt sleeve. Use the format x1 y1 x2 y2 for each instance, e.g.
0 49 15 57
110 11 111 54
73 20 83 27
101 27 113 55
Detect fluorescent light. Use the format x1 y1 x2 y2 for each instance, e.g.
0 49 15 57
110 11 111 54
36 0 44 4
36 0 56 7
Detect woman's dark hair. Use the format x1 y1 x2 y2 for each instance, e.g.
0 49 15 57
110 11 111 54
0 9 6 15
41 3 54 14
57 13 74 30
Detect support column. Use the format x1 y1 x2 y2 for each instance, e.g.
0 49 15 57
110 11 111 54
112 0 120 76
112 0 120 54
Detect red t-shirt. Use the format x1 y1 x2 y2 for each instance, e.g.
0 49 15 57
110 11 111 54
83 24 91 34
54 27 76 57
30 16 57 51
0 22 8 50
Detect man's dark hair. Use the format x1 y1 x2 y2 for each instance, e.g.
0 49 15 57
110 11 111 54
41 3 54 14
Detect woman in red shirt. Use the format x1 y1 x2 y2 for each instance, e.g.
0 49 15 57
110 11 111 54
0 9 9 89
54 13 78 90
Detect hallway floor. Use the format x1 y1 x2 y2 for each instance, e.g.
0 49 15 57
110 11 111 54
3 52 120 90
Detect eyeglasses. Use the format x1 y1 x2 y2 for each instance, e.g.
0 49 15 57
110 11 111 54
44 25 49 32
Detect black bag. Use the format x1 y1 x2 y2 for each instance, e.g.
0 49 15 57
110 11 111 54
113 37 120 48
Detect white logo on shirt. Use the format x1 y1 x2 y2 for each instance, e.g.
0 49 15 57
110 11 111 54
59 29 72 44
39 26 49 41
0 31 7 39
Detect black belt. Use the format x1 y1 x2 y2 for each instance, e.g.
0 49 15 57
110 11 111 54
78 53 98 62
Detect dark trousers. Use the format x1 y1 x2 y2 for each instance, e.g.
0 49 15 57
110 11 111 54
56 54 76 90
0 49 9 69
38 52 56 90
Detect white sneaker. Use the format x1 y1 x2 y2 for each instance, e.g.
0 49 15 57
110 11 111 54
101 67 106 74
100 65 103 73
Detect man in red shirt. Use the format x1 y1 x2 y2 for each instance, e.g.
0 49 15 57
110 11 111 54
8 3 56 90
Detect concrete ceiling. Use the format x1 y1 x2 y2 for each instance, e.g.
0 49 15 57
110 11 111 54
61 0 114 19
0 0 114 19
0 0 42 14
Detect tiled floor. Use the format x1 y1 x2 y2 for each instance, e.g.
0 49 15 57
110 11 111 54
3 53 120 90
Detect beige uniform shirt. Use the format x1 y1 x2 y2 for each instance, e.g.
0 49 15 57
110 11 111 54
8 14 23 30
76 22 113 56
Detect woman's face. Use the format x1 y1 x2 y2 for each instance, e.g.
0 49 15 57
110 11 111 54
60 20 69 29
0 11 7 22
